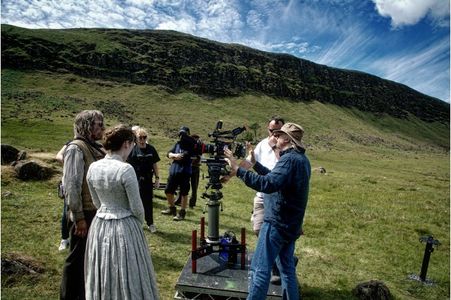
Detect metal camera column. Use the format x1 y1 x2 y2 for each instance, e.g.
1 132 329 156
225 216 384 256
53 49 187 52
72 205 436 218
204 157 224 244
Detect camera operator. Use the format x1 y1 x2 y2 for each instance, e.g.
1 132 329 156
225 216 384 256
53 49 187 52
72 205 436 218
162 126 196 221
173 133 203 208
224 122 311 300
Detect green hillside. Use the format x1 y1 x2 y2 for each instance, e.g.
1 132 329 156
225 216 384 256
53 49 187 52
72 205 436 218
2 24 449 124
1 69 449 299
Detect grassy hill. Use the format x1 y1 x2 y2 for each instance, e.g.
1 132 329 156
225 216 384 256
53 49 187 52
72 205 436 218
1 68 449 299
2 24 449 124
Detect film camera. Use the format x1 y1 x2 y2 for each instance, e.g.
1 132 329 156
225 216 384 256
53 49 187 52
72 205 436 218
202 121 246 159
201 120 246 243
201 121 246 190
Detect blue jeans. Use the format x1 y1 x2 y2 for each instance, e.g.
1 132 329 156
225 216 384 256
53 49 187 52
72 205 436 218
247 222 299 300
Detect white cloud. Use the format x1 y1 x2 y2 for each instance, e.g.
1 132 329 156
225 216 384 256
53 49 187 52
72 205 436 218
246 10 264 31
190 0 244 42
124 0 156 8
368 37 450 101
373 0 450 27
314 25 377 68
156 14 197 33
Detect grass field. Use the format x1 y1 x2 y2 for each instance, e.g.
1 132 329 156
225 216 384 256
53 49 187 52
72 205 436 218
1 69 449 299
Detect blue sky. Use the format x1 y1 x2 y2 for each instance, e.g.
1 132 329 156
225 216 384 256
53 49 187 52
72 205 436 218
2 0 450 102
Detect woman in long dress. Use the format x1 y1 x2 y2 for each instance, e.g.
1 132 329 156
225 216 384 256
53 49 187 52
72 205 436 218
85 124 160 300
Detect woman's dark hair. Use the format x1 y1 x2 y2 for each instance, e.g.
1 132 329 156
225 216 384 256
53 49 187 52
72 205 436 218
103 124 135 151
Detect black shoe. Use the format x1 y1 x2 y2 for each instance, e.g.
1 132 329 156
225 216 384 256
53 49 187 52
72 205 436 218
161 206 177 216
173 209 186 221
270 264 281 285
270 274 281 285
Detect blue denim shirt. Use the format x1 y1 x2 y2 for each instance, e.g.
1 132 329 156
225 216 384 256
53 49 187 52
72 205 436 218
237 147 311 240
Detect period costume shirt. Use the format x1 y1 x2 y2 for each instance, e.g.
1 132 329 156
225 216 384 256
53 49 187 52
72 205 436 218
87 154 144 223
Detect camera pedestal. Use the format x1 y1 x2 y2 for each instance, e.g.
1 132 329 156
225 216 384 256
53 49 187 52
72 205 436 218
173 217 283 299
174 252 283 299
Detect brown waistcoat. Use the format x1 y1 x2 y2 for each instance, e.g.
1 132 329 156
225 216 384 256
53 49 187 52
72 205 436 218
69 139 105 212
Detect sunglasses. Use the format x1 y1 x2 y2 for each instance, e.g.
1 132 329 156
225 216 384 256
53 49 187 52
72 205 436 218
138 136 147 140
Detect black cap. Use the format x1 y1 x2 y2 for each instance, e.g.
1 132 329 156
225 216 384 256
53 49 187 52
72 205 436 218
179 126 190 135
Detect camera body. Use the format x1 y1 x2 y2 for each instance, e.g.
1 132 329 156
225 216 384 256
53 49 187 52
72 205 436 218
201 120 246 193
202 120 246 160
203 141 245 159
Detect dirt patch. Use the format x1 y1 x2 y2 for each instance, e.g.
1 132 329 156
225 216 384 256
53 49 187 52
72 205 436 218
1 253 45 287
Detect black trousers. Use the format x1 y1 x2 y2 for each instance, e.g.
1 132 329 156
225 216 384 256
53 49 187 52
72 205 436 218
140 183 154 226
189 166 200 207
60 210 96 300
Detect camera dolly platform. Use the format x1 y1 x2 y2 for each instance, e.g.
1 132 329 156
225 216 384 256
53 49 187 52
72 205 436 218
174 251 283 300
173 217 283 299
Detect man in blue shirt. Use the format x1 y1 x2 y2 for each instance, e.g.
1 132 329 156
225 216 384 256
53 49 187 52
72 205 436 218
225 122 311 300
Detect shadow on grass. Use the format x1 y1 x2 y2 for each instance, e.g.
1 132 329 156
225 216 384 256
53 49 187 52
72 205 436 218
151 252 187 272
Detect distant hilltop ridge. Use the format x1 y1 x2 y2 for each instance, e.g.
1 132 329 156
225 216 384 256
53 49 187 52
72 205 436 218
2 24 449 123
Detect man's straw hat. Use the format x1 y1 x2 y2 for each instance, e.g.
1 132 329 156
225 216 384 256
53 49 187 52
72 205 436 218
273 122 305 149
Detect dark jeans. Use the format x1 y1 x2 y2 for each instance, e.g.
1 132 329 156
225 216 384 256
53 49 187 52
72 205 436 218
60 210 96 300
140 184 154 226
61 200 70 240
189 166 200 207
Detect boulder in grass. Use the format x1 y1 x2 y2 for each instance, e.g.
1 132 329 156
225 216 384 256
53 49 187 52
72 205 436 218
14 160 53 180
353 280 392 300
1 144 20 165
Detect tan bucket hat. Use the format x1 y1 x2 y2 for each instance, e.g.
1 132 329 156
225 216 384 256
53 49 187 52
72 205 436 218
273 122 305 149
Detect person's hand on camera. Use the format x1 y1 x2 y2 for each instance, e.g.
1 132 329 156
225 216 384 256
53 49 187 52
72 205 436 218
239 141 255 170
224 148 238 177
